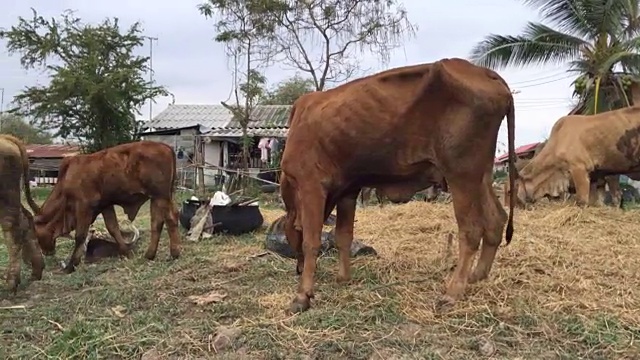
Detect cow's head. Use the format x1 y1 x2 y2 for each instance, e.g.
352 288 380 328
515 163 570 204
34 216 57 256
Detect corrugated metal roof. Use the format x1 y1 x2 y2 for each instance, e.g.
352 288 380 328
494 142 541 164
205 127 288 138
26 144 80 158
145 104 292 130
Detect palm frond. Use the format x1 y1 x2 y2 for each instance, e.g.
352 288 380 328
522 0 594 38
469 21 586 69
599 51 640 74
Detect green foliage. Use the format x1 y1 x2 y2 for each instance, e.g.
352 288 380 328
262 74 315 105
0 113 53 144
0 9 169 153
469 0 640 115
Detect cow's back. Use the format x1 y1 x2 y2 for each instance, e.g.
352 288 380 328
0 137 23 202
545 107 640 170
57 141 176 202
284 64 432 175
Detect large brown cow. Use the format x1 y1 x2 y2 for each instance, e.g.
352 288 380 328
34 141 181 273
0 135 44 293
279 58 518 314
516 106 640 206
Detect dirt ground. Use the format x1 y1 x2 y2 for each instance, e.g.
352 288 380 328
1 192 640 359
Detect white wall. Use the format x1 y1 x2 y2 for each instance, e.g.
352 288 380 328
203 141 224 186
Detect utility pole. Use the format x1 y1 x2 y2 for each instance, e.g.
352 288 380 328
143 36 158 121
0 87 4 132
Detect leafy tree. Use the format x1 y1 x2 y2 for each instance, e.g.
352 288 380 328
262 74 315 105
0 113 53 144
199 0 417 91
469 0 640 115
0 9 168 153
199 0 271 190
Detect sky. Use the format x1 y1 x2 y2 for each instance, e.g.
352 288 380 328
0 0 578 155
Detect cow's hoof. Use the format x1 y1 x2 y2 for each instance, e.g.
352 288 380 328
288 295 311 314
336 275 351 285
7 276 20 294
144 251 156 261
169 248 181 260
435 296 455 314
30 272 43 281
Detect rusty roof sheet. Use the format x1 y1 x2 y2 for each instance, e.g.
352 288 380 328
26 144 80 158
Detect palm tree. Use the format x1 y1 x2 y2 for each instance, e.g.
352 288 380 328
469 0 640 115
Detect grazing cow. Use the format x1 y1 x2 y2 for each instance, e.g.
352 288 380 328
516 106 640 206
280 58 517 313
359 174 449 207
0 135 44 293
33 141 181 273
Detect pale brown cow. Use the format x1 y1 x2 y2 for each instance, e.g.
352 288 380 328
0 135 44 293
516 106 640 206
279 58 517 314
34 141 181 273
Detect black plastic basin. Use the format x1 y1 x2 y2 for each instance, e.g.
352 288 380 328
179 199 264 235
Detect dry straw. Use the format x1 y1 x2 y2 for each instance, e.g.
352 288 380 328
257 200 640 328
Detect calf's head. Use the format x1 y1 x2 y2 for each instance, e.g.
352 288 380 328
34 216 57 256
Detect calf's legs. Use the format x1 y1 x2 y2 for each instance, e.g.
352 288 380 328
102 206 133 258
63 207 92 274
145 198 181 260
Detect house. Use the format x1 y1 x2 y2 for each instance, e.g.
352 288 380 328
493 142 541 172
139 104 290 188
26 144 80 185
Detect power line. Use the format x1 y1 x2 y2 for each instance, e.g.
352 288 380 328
143 36 158 122
510 70 571 85
515 74 576 89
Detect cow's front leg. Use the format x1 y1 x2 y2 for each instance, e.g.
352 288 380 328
102 206 133 258
570 167 590 207
62 208 92 274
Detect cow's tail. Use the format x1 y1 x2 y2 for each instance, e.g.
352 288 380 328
11 137 41 214
170 144 178 199
505 98 517 245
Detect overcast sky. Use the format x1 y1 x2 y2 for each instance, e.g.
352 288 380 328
1 0 577 153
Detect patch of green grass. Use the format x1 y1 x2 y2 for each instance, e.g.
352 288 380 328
3 197 640 359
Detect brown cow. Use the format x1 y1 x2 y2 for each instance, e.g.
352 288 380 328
516 106 640 206
0 134 44 293
279 58 517 314
34 141 181 273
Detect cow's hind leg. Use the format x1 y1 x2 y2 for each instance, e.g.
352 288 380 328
289 184 326 314
102 206 133 258
335 194 357 284
2 216 23 294
20 208 44 281
437 180 483 312
469 177 507 284
145 198 181 260
284 212 304 275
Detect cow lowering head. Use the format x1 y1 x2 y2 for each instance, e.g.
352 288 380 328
515 159 571 204
33 190 73 256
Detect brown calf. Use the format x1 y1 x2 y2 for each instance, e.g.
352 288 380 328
34 141 181 273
